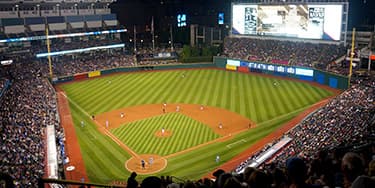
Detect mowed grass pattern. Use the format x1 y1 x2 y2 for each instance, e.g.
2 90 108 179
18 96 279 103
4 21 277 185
62 69 333 123
111 113 220 156
60 69 334 183
69 102 132 182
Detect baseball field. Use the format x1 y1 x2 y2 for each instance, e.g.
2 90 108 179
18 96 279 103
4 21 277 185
57 68 336 184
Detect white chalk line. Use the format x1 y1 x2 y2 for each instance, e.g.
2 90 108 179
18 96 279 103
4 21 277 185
226 139 247 148
60 92 139 157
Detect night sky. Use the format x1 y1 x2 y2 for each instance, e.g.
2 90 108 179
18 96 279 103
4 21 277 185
348 0 375 29
111 0 375 30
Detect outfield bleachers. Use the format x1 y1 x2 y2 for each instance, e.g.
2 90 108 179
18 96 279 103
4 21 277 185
223 37 347 72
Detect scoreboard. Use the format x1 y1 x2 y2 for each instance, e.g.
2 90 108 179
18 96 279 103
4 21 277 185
231 3 347 41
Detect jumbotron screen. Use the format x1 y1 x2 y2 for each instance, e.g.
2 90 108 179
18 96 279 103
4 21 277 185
232 3 343 41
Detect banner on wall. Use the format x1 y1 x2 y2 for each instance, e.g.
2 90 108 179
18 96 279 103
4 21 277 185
227 59 241 67
238 66 249 73
73 73 87 80
88 71 101 78
219 57 348 89
226 64 237 71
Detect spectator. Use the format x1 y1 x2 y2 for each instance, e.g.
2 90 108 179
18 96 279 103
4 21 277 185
351 175 375 188
127 172 138 188
223 176 242 188
341 152 365 188
247 170 271 188
216 173 233 188
369 160 375 177
141 176 162 188
243 167 256 183
285 157 312 188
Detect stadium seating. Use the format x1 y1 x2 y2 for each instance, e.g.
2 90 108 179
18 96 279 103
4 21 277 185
25 17 46 32
1 48 373 187
102 14 118 27
0 61 63 186
0 1 373 187
66 15 85 29
85 15 103 28
235 76 375 174
2 18 25 34
223 37 347 71
38 142 375 187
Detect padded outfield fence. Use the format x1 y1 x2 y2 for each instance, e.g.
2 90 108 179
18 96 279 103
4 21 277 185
214 56 349 90
52 63 215 84
52 58 348 90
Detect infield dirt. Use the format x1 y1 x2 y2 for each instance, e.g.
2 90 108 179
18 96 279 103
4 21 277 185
94 103 255 174
56 72 340 181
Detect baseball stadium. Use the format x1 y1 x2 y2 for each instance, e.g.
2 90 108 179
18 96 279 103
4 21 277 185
0 0 374 188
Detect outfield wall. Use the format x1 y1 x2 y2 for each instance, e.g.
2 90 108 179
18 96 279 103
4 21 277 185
53 59 348 90
214 56 349 90
52 63 215 84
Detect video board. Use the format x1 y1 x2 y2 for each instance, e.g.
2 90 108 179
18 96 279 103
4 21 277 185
177 14 187 27
232 3 343 41
218 13 224 25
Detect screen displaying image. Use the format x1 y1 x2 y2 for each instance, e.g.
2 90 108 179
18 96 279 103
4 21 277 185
232 3 343 41
244 7 257 35
218 13 224 25
177 14 187 27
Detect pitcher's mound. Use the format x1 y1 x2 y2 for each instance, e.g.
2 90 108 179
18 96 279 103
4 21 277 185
154 130 172 137
125 154 167 174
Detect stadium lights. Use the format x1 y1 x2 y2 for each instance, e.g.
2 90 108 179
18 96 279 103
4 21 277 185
0 29 127 43
36 43 125 58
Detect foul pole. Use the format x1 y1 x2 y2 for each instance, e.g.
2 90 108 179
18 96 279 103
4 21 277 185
45 27 53 79
133 25 137 52
151 16 155 53
348 28 355 87
170 24 174 51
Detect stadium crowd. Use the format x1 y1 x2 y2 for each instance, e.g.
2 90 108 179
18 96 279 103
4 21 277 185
48 50 135 76
0 77 8 93
31 36 124 54
0 61 63 186
0 66 9 87
223 37 347 70
3 38 183 77
1 29 374 187
274 78 374 159
232 76 374 188
124 148 374 188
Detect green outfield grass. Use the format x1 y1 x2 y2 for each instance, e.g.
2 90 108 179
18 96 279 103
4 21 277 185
111 113 220 156
61 69 334 183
